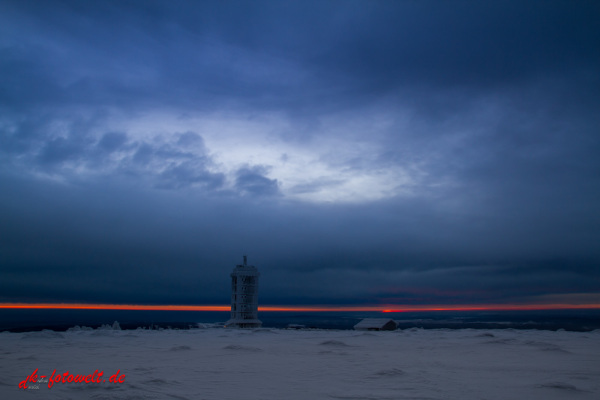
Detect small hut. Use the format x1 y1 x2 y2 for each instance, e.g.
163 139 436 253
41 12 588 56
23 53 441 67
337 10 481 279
353 318 397 331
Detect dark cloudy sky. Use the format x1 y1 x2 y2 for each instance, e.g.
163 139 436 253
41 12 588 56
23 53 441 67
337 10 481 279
1 0 599 308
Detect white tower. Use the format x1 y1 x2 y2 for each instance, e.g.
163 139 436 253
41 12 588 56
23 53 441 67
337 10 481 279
225 255 262 328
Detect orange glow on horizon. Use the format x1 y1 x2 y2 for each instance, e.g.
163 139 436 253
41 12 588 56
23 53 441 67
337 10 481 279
0 303 598 312
379 303 600 312
0 303 230 312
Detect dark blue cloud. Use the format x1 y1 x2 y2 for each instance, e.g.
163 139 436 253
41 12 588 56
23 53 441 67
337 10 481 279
235 166 280 197
97 132 128 153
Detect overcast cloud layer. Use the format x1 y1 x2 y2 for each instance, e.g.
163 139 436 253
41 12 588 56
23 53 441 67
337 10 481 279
1 0 599 307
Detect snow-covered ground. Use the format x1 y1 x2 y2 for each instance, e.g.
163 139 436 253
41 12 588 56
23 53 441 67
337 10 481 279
1 326 598 399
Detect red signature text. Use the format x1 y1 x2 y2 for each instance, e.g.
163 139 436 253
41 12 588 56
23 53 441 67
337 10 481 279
19 369 125 389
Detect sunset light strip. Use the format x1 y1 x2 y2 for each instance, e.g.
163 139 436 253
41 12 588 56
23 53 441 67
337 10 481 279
0 303 599 312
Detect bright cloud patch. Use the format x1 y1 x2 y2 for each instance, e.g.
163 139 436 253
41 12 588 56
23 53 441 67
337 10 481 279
8 109 417 203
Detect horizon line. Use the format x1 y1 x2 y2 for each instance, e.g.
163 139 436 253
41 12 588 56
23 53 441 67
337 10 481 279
0 302 599 312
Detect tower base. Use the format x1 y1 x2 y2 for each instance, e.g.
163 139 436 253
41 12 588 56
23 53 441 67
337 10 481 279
225 318 262 329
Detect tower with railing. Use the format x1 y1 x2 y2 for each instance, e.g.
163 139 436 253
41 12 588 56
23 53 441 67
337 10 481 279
225 255 262 328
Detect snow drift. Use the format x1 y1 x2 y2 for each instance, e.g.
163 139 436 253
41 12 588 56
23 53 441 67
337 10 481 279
1 327 598 399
